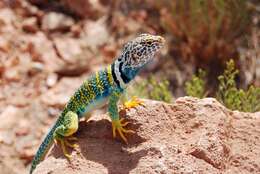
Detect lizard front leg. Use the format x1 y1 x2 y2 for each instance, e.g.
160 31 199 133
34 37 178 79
108 90 135 144
53 111 79 158
123 96 144 110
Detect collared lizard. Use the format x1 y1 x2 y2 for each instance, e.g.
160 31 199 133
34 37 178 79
30 33 165 173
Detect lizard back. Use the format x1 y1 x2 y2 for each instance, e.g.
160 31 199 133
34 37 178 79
64 66 117 119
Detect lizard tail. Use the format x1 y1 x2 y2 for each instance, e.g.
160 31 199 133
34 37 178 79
29 121 59 174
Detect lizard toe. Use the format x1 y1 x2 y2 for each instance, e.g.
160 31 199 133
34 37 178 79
112 118 135 144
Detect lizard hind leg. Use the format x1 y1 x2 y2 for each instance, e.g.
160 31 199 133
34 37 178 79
53 111 79 159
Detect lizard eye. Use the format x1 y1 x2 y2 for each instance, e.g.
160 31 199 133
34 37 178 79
146 41 152 45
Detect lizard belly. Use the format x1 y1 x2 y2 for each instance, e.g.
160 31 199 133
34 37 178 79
78 97 108 118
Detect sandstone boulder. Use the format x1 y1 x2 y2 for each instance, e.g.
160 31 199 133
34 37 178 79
33 97 260 174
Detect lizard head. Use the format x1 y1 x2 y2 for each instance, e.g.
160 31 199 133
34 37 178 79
120 33 165 69
113 34 165 85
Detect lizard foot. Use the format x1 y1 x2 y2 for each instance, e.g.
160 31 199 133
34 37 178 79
112 118 135 144
59 139 72 159
123 96 144 110
57 136 79 159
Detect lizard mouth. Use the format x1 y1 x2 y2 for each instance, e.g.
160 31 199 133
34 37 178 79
154 40 165 59
157 36 166 45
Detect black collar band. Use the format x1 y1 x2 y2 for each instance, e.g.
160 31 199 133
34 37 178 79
119 62 131 84
111 63 121 88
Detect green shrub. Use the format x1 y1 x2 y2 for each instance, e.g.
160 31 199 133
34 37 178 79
159 0 250 64
239 86 260 112
127 76 173 103
217 59 260 112
217 59 240 110
185 69 207 98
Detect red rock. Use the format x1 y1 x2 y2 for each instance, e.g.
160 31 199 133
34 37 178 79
53 37 83 63
15 128 30 136
19 148 35 162
20 0 43 17
23 32 65 72
53 36 91 75
15 119 31 136
46 73 58 88
40 77 85 107
0 36 10 52
33 97 260 174
0 131 14 145
22 17 38 33
100 44 118 63
82 18 109 49
29 0 106 18
62 0 93 17
0 8 17 33
41 12 74 31
70 24 81 37
0 105 20 130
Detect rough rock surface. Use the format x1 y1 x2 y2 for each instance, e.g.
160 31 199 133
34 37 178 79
33 97 260 174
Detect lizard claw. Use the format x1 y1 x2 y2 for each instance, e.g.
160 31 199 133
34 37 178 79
123 96 144 110
60 139 72 159
57 136 79 159
112 118 135 144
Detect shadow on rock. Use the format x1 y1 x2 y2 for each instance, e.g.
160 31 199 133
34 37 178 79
50 117 148 174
